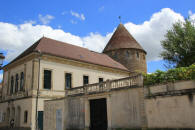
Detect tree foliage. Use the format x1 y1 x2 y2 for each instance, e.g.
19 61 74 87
143 64 195 86
161 19 195 68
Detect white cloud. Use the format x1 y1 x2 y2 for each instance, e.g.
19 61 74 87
70 10 85 21
70 20 77 24
124 8 184 61
38 14 54 24
188 10 195 22
24 20 36 24
0 8 189 63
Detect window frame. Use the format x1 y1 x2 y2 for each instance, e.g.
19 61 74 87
83 75 89 85
99 77 104 83
20 72 24 91
43 69 52 90
136 51 140 59
10 76 14 94
65 72 72 89
15 74 19 93
24 110 28 123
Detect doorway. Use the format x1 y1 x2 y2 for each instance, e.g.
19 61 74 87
90 98 107 130
38 111 43 130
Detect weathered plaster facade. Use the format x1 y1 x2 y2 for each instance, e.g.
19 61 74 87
0 52 129 130
44 79 195 130
145 80 195 128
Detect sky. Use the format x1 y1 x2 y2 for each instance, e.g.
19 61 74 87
0 0 195 81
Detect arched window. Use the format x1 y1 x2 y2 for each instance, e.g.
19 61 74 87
11 107 15 121
20 72 24 91
16 106 21 127
15 74 19 93
24 110 28 123
10 76 14 94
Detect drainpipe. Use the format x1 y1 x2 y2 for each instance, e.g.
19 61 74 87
35 50 42 130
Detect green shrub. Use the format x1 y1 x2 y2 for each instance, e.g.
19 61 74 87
143 64 195 86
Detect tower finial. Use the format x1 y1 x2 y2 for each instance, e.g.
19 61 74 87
118 16 122 23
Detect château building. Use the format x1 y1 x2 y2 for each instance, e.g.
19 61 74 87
0 23 146 130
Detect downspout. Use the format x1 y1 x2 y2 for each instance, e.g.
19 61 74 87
35 51 42 130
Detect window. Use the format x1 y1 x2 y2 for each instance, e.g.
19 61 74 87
83 75 89 85
20 72 24 91
7 108 10 122
44 70 51 89
65 73 72 89
126 50 130 57
24 111 28 123
114 52 117 58
10 76 14 94
136 52 139 59
15 74 19 92
99 78 104 83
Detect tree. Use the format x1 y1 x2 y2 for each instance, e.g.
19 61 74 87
161 19 195 68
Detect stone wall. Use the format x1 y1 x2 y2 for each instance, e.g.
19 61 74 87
110 88 144 128
44 86 145 130
104 48 147 73
44 98 65 130
44 79 195 130
145 80 195 128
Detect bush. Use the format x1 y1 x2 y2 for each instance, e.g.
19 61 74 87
143 64 195 86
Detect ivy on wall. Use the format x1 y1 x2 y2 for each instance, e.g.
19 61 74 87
143 64 195 86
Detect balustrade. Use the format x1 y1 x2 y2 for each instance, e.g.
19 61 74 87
66 74 143 96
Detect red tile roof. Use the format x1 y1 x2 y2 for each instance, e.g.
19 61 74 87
8 37 128 71
103 23 146 53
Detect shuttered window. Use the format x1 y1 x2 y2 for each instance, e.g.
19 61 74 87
44 70 51 89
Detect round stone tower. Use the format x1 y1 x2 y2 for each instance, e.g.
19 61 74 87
103 23 147 73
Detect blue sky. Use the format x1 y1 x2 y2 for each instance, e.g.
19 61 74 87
0 0 195 81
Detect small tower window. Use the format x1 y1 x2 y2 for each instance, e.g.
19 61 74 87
126 51 129 57
114 52 117 58
143 54 145 60
136 52 139 59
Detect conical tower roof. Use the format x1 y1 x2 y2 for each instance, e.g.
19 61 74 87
103 23 146 53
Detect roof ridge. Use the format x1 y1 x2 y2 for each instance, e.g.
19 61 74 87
41 36 90 51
